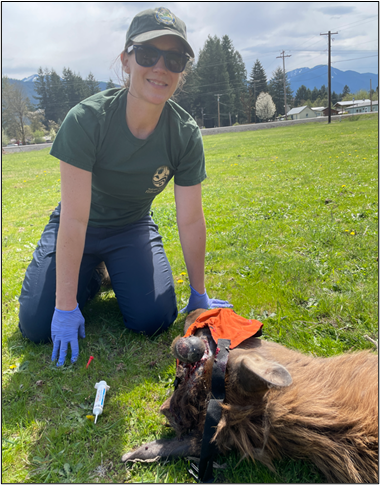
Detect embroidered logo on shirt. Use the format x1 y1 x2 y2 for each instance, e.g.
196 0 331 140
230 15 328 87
155 7 176 26
146 166 171 194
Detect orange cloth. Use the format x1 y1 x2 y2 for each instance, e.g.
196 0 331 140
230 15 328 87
184 308 263 349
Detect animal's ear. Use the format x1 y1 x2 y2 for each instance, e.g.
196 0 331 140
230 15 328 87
228 350 292 394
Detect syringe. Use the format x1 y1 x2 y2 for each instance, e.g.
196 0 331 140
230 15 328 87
93 380 110 423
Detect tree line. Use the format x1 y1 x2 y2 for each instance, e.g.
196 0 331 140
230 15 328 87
33 67 116 126
173 34 294 127
2 33 379 145
2 70 116 145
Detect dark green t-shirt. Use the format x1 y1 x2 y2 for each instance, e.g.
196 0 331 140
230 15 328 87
50 88 206 227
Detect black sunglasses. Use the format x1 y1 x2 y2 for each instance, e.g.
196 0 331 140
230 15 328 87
127 44 190 73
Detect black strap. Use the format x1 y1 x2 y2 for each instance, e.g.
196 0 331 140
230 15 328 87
189 338 231 483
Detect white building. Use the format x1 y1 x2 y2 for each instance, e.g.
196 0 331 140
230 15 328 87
287 106 317 120
334 99 378 114
311 107 326 117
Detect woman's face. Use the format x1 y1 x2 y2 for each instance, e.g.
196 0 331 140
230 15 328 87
122 35 184 107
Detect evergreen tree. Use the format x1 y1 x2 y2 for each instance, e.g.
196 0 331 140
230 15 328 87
342 85 350 97
173 63 200 121
221 36 248 124
106 78 116 89
220 35 236 123
62 68 74 113
44 68 52 120
295 85 308 107
86 72 100 97
49 69 66 123
34 67 49 116
195 35 230 127
268 66 293 116
233 50 249 124
311 87 319 102
249 60 268 122
62 68 87 112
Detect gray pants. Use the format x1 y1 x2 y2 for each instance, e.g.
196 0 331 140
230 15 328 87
18 204 178 343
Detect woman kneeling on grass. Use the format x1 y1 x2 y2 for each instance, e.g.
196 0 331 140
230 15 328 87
18 7 232 366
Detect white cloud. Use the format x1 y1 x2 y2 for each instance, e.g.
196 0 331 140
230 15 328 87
2 1 378 81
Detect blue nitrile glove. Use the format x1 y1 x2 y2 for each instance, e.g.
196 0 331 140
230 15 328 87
180 285 233 314
51 304 85 367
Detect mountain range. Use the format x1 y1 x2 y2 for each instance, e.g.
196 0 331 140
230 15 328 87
287 65 378 95
7 65 378 106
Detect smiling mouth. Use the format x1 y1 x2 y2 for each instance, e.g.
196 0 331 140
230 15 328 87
148 79 168 87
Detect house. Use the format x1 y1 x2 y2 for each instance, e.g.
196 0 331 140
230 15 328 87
333 99 378 114
311 107 340 117
346 100 378 114
311 107 325 117
287 106 317 120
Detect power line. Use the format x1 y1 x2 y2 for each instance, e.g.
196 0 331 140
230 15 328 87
335 16 378 32
332 54 378 64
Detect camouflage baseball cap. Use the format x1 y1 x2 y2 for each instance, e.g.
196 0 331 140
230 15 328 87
125 7 194 57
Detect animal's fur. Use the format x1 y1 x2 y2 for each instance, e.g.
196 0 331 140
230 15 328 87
95 261 111 287
162 310 378 483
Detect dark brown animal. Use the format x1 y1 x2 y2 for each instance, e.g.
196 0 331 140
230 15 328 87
95 261 111 287
122 309 379 483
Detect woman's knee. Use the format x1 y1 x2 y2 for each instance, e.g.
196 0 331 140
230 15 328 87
18 261 56 343
19 299 53 344
122 299 178 336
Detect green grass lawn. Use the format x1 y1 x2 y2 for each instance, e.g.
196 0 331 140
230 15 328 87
2 114 378 483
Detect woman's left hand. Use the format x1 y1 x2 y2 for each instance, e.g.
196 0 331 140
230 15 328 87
180 285 233 313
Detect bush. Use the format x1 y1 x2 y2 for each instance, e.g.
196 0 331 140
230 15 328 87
2 128 10 147
49 128 57 142
33 130 45 144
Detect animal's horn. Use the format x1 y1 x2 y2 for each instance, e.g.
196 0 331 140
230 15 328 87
172 336 206 363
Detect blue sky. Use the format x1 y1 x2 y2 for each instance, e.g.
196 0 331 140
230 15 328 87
2 1 378 82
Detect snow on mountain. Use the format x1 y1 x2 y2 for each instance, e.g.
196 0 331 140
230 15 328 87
287 65 378 95
22 74 39 83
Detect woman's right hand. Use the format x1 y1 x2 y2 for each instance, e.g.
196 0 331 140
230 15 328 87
51 304 85 366
53 161 91 366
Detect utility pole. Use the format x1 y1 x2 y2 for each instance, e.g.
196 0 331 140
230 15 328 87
214 94 223 127
276 51 291 120
320 31 338 123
